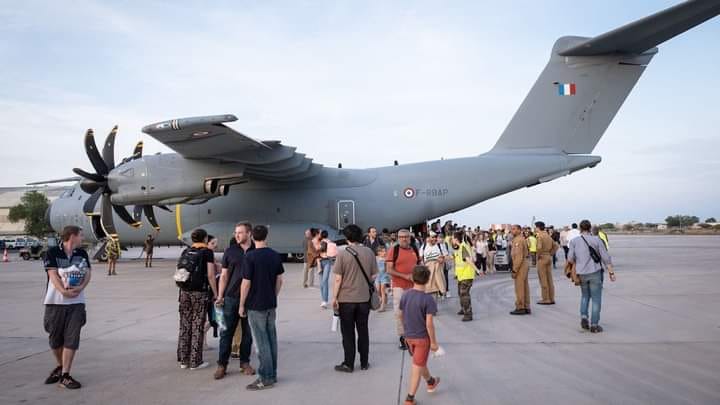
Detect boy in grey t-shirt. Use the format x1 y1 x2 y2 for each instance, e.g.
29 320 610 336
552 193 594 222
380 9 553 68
399 265 441 404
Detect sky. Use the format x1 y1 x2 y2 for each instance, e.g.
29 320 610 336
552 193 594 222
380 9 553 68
0 0 718 227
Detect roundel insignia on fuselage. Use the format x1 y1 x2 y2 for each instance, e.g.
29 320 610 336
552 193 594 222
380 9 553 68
403 187 416 199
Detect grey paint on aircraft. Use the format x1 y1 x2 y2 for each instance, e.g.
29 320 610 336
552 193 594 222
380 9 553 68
44 1 720 254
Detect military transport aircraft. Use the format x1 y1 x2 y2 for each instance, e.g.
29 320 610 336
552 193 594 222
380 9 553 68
38 0 720 255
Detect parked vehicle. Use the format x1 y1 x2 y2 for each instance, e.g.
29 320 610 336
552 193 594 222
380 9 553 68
19 238 54 261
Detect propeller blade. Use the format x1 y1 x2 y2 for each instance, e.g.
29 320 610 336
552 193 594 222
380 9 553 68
82 189 102 214
73 168 105 183
84 129 109 176
133 205 144 222
144 205 160 231
79 179 102 194
113 204 141 228
100 194 118 239
102 125 118 170
155 204 172 212
132 141 143 160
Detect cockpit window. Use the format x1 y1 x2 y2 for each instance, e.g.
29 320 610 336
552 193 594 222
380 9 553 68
60 188 75 198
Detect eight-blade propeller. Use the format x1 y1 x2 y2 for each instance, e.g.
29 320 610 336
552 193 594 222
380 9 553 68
73 127 168 237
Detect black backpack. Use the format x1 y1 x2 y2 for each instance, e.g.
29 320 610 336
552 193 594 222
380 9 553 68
175 247 208 291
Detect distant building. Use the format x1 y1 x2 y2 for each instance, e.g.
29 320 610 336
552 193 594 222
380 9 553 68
657 224 668 231
0 187 67 236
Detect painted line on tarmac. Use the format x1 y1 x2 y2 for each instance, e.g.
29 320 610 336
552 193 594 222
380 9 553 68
396 348 406 405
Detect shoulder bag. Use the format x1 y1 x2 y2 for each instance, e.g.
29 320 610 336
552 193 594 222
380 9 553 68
346 247 381 310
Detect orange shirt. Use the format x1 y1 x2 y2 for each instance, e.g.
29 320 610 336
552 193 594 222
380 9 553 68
386 246 418 290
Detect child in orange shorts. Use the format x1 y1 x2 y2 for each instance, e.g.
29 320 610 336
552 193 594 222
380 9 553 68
399 265 440 404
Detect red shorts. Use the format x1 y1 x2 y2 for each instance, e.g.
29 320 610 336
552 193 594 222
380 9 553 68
406 337 431 367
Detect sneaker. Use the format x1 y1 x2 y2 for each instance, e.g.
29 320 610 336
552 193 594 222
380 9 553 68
178 363 188 369
320 302 328 309
446 292 452 298
462 315 473 322
59 374 82 390
581 318 590 330
190 362 209 370
427 376 440 393
590 325 604 333
334 363 354 373
214 365 226 380
510 309 526 315
360 363 370 371
399 336 408 351
456 310 465 316
404 394 417 405
44 366 62 384
246 378 274 391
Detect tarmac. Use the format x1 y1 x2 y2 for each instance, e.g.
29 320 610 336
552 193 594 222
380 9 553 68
1 235 719 405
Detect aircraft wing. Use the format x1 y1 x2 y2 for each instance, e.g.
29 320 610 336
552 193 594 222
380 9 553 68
141 114 322 181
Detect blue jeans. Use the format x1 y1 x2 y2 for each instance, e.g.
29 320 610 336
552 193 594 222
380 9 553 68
579 270 603 326
320 258 334 303
217 297 252 366
248 309 278 383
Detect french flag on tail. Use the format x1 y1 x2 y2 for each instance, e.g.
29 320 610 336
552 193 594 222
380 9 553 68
557 82 576 96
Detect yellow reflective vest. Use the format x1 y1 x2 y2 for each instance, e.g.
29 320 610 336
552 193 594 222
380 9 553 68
598 230 609 250
528 235 537 253
453 242 475 281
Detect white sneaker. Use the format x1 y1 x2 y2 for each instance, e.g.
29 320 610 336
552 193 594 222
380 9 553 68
190 362 209 370
446 291 452 298
179 363 188 369
320 302 328 309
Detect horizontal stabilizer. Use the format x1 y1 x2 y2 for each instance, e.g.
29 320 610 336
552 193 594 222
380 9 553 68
559 0 720 56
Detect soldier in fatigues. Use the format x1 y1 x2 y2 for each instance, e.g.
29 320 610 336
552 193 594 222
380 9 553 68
510 225 530 315
535 221 556 305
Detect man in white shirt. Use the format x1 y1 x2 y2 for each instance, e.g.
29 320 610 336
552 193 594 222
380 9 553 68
42 225 92 390
567 223 581 243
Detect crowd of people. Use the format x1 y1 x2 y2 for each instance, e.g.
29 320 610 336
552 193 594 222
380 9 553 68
40 218 614 404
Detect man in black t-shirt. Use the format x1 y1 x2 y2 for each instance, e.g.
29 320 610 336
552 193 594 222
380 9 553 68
214 223 255 380
240 225 284 391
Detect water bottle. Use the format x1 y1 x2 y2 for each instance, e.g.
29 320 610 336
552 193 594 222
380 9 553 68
214 303 226 332
331 308 340 332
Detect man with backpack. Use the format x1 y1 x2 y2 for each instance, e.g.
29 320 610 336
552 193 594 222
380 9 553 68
386 229 420 350
175 228 218 370
567 220 616 333
214 223 255 380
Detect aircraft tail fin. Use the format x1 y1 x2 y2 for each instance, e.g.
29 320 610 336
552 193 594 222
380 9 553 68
492 0 720 154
